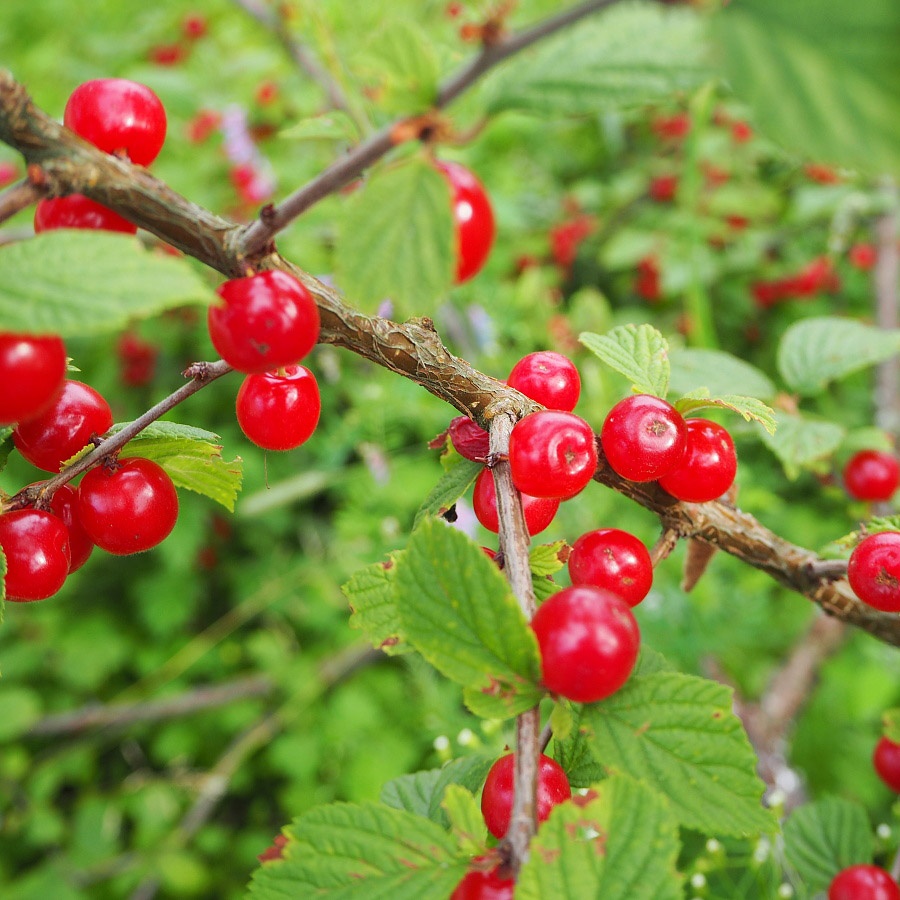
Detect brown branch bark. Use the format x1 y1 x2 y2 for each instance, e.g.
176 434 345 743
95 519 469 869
0 177 39 224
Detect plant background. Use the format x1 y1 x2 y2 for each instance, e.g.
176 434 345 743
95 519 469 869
1 1 899 897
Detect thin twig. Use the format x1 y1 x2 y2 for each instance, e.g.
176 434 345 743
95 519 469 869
650 527 679 567
231 0 356 120
238 0 620 255
0 177 39 224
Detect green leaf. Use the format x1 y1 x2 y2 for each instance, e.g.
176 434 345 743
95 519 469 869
344 554 409 656
0 686 42 740
530 540 569 577
247 802 464 899
394 519 542 703
488 3 709 116
516 776 682 900
668 348 776 400
279 111 359 143
582 672 775 836
462 682 545 720
116 423 243 512
580 324 670 397
711 0 900 175
532 574 562 604
778 317 900 395
335 157 454 313
358 21 439 113
0 546 5 625
758 413 845 480
441 785 487 856
413 456 482 529
380 755 493 828
783 797 874 892
883 709 900 743
0 425 12 476
674 390 776 435
0 232 214 337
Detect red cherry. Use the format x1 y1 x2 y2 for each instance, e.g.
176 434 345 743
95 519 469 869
77 458 179 555
829 865 900 900
472 467 559 536
508 410 598 500
436 160 495 284
480 753 571 840
849 243 877 271
208 270 320 373
549 215 595 269
600 394 687 483
805 163 841 185
731 121 753 143
117 331 159 388
651 113 691 141
874 736 900 793
34 195 137 235
843 450 900 502
0 333 67 426
48 484 94 572
448 415 490 461
187 109 221 143
182 13 208 40
507 351 581 411
530 584 640 704
64 78 167 166
658 418 737 503
149 44 186 67
0 509 70 601
13 380 113 473
568 528 653 607
649 174 678 202
634 255 662 301
451 863 514 900
848 532 900 613
236 365 321 451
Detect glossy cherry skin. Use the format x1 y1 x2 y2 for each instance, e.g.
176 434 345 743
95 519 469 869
507 351 581 411
509 410 598 500
0 333 67 425
77 458 178 555
600 394 687 482
568 528 653 607
13 380 113 473
530 585 640 704
436 160 495 284
472 467 559 536
451 863 514 900
828 865 900 900
0 509 71 601
844 450 900 502
848 532 900 612
480 753 571 839
208 270 320 373
34 195 137 235
64 78 167 166
873 736 900 793
49 484 94 572
236 365 321 451
448 415 490 462
658 419 737 503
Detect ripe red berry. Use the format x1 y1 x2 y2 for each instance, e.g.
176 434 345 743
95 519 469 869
649 174 678 202
843 450 900 502
568 528 653 607
508 410 598 500
208 270 320 373
530 584 640 704
848 532 900 613
448 415 490 461
236 365 321 451
49 483 94 572
13 380 113 473
549 215 594 270
849 243 877 271
451 863 514 900
600 394 687 483
480 753 571 840
0 333 67 426
658 418 737 503
182 13 208 40
34 195 137 235
634 256 662 301
436 160 495 284
0 509 71 601
149 44 186 67
829 865 900 900
472 467 559 536
731 120 753 143
874 736 900 793
117 331 159 388
0 161 18 186
64 78 167 166
507 351 581 411
77 458 178 555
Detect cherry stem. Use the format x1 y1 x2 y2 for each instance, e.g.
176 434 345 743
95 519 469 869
650 527 679 567
0 177 40 224
489 411 540 875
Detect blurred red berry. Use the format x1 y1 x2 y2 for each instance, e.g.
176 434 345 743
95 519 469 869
549 215 595 269
183 13 208 40
651 113 690 141
649 175 678 203
635 255 661 301
149 44 186 66
804 163 841 184
731 121 753 143
187 109 221 143
0 161 17 186
849 243 877 271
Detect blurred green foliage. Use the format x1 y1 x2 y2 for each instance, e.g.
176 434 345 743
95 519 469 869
1 0 899 897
